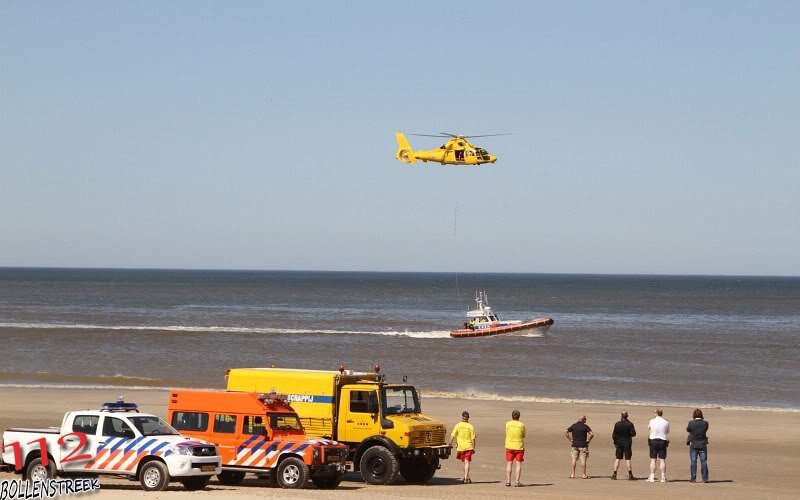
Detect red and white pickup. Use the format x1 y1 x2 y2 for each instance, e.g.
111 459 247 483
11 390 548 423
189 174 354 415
1 400 221 491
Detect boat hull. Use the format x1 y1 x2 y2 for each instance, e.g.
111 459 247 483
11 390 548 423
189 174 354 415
450 317 554 338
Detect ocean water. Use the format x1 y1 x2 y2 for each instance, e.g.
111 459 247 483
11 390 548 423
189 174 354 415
0 268 798 410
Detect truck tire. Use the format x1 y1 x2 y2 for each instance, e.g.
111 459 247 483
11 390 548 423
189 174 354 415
181 476 209 490
277 457 309 489
359 445 399 485
139 460 170 491
25 457 56 481
400 456 438 483
217 470 246 485
311 470 343 489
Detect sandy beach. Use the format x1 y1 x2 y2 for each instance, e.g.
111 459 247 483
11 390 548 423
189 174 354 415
1 387 798 499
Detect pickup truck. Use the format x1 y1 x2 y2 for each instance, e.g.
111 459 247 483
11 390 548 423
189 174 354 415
0 400 221 491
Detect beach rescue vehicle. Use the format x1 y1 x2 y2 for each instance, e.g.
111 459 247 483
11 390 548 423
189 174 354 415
225 365 451 485
166 389 348 489
0 399 221 491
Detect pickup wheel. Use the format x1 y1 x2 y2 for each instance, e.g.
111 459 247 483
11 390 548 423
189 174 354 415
25 457 56 481
181 476 209 490
139 460 170 491
277 457 309 489
359 445 399 485
311 470 343 489
400 456 438 483
217 470 246 485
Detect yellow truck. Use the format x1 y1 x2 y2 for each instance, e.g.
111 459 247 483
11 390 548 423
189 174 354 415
225 366 451 485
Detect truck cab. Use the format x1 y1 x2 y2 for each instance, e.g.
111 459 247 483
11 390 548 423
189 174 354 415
226 367 451 485
167 389 347 489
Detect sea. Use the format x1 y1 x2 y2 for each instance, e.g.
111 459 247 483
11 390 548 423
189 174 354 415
0 268 798 410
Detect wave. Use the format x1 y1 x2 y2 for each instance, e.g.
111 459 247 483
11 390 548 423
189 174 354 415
0 370 166 387
0 321 455 339
421 390 800 413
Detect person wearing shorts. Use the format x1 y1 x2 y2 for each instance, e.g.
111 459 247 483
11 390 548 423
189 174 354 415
611 411 636 480
504 410 526 487
565 415 594 479
647 408 670 482
450 411 476 484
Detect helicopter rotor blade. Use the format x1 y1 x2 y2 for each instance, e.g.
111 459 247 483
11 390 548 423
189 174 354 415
440 132 461 138
462 133 513 138
410 133 451 138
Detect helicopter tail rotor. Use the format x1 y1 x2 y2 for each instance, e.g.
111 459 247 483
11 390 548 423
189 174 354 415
395 132 417 164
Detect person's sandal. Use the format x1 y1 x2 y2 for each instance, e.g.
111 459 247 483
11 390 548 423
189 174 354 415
515 482 523 487
466 478 472 484
505 482 511 487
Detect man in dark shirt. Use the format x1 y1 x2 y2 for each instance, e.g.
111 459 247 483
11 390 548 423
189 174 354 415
611 411 637 480
565 415 594 479
686 409 710 482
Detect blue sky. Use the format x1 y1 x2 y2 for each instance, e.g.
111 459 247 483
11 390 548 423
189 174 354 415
1 1 798 275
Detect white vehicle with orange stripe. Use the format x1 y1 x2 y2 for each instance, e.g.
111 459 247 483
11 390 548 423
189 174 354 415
0 399 221 491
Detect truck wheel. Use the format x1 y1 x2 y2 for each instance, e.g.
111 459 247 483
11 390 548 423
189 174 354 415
400 456 438 483
311 470 343 489
359 446 399 485
277 457 309 489
139 460 170 491
25 457 56 481
217 470 246 485
181 477 209 490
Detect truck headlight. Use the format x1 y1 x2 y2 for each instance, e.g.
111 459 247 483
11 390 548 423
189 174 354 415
169 445 194 456
312 449 320 463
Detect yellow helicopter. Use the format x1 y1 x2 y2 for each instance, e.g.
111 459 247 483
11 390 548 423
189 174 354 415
394 132 509 166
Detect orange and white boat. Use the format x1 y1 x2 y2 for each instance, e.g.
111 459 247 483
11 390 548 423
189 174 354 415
450 291 554 338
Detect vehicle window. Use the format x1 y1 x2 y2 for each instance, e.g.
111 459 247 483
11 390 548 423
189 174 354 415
269 414 303 431
129 416 179 436
213 414 237 434
243 415 266 435
72 415 99 435
172 412 209 431
102 416 136 438
382 386 421 415
349 391 375 413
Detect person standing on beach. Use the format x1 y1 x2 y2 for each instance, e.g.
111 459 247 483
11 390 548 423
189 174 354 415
504 410 526 487
450 410 476 484
565 415 593 479
647 408 670 483
686 409 710 483
611 411 636 480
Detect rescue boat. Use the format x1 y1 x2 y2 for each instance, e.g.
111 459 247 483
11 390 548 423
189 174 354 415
450 291 554 338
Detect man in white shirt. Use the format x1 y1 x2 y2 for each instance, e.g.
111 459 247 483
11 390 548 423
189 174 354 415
647 408 670 482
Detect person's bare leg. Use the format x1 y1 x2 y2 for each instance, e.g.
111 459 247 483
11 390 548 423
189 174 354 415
614 458 620 472
570 455 577 478
659 459 667 481
505 461 512 484
464 459 471 481
649 458 656 481
515 461 522 484
581 455 588 478
625 459 632 472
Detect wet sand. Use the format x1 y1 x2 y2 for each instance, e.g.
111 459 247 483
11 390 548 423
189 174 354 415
1 387 798 499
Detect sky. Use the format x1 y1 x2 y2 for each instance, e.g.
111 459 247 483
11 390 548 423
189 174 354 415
1 1 798 275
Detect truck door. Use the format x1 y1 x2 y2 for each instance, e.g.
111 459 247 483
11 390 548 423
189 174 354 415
212 413 240 466
94 416 137 472
341 389 379 443
60 414 101 473
233 415 269 468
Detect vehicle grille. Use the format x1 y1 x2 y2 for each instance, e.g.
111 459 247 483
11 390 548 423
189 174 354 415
409 428 446 447
324 447 344 463
192 445 217 457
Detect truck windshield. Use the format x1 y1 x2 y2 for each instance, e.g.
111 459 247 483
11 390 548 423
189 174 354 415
129 416 179 436
382 386 420 415
269 414 303 431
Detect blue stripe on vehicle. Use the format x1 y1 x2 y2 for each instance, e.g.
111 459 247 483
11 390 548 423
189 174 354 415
137 438 157 452
278 442 294 453
237 434 260 453
151 442 169 455
97 437 121 452
124 436 145 453
293 444 309 453
109 438 129 453
250 439 269 453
